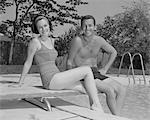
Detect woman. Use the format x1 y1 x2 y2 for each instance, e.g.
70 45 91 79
10 15 103 112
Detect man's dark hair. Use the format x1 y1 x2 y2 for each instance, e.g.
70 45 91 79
81 15 96 27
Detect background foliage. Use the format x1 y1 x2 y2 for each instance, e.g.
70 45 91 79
96 0 150 69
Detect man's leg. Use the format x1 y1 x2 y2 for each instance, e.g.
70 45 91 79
91 67 118 114
106 80 127 115
95 79 118 115
91 67 126 115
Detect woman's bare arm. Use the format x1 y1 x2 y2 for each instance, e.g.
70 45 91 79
19 39 39 85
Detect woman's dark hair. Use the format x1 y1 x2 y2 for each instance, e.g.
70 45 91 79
31 15 52 34
81 15 96 28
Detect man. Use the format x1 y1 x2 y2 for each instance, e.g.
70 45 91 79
67 15 126 115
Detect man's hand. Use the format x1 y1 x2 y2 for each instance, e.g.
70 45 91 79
98 68 107 75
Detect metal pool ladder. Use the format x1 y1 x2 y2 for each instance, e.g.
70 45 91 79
117 52 146 84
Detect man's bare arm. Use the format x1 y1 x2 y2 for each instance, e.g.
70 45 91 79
67 36 81 69
98 37 117 74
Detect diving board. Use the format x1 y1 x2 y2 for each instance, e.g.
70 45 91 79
0 86 81 100
0 85 82 111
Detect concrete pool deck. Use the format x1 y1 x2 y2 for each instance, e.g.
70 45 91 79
0 74 150 120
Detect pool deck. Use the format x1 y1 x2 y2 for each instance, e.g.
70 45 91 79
0 74 150 120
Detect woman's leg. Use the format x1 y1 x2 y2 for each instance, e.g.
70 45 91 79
49 66 103 112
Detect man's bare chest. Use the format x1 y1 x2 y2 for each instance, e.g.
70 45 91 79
79 41 100 58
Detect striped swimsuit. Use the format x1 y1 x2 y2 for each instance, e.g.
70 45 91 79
34 42 59 89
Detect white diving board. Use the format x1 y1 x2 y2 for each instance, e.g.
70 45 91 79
0 85 82 111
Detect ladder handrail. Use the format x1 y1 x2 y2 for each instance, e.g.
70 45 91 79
128 53 146 84
117 52 135 83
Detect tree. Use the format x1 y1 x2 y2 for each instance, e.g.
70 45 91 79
0 0 87 64
96 0 150 70
0 23 8 35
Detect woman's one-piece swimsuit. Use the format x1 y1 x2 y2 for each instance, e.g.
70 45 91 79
34 41 59 89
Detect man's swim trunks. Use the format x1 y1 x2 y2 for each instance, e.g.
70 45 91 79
91 67 109 80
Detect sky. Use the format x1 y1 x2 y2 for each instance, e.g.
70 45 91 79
0 0 134 36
